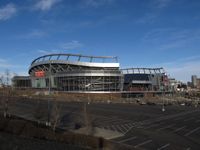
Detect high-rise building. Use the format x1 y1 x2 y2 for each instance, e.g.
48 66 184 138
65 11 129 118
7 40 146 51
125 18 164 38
192 75 197 88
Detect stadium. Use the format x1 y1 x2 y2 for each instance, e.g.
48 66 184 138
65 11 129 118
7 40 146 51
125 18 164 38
12 53 169 93
13 53 123 92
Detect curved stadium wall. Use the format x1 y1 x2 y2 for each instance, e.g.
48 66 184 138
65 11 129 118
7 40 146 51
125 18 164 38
28 54 123 92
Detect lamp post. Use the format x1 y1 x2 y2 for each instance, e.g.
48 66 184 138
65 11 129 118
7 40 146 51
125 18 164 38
47 61 52 126
162 89 165 112
162 98 165 112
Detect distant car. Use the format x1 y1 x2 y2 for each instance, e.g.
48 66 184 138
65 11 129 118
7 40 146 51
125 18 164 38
147 102 156 105
136 98 140 103
139 101 146 105
180 103 185 106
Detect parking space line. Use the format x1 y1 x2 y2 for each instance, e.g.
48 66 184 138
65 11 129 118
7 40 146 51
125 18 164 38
184 127 200 136
131 123 135 126
126 123 131 128
124 123 131 128
110 125 117 132
144 123 162 129
173 117 184 121
119 125 128 133
119 136 137 143
104 119 121 124
134 140 153 148
129 123 135 128
116 125 125 134
157 143 170 150
174 126 186 132
196 119 200 123
184 118 193 122
121 125 129 132
156 124 176 131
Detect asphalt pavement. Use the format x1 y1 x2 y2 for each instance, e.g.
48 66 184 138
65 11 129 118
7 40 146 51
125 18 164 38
1 98 200 150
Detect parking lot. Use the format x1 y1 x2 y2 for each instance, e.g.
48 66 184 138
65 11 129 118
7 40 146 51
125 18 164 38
111 109 200 149
1 98 200 150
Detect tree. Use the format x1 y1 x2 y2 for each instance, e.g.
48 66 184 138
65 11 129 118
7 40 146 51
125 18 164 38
83 95 94 135
5 69 10 86
0 75 5 87
34 99 45 125
51 99 61 131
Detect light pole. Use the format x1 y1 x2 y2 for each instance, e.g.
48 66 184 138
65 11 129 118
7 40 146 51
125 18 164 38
162 90 165 112
47 61 52 126
162 99 165 112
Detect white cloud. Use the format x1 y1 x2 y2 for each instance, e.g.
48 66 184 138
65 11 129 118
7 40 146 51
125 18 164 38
29 30 46 37
140 55 200 82
142 28 200 51
27 30 47 38
0 58 13 68
0 58 6 63
37 49 61 55
136 0 172 24
17 29 47 39
136 13 158 24
37 50 51 55
166 60 200 83
35 0 62 11
154 0 171 8
60 41 83 50
0 63 12 68
0 58 21 69
0 3 17 21
150 55 200 82
0 63 20 68
83 0 114 7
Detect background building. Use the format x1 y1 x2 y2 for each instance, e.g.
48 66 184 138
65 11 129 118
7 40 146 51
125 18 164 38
192 75 197 88
12 76 31 88
191 75 200 89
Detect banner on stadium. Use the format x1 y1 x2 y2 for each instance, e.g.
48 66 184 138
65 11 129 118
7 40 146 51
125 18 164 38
35 71 45 77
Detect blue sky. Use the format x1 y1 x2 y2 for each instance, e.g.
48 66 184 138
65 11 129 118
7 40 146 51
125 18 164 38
0 0 200 82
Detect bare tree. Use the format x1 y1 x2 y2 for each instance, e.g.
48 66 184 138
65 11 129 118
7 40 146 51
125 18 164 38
83 95 94 135
3 85 10 118
0 75 5 87
0 70 14 118
34 99 45 125
51 99 61 131
5 69 10 86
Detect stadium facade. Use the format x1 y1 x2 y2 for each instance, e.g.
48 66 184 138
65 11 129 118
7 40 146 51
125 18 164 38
12 53 169 92
13 54 123 92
